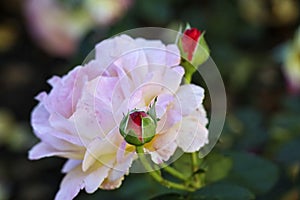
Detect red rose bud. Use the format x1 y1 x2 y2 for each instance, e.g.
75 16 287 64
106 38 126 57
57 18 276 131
178 24 210 83
119 109 157 146
182 28 202 60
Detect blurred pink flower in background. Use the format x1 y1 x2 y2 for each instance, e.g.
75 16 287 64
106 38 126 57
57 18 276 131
24 0 132 57
29 35 208 199
283 27 300 94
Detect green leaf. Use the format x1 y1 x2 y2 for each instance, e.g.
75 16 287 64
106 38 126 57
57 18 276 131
150 193 185 200
226 152 279 195
234 108 267 150
277 138 300 166
148 97 158 125
205 152 233 183
193 182 255 200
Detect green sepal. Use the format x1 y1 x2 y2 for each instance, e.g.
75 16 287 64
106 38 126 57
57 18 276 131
142 117 156 144
123 130 144 146
148 97 158 125
119 112 129 139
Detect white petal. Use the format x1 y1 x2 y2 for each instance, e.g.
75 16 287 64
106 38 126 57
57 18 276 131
29 142 83 160
95 35 136 70
29 143 56 160
82 130 121 172
174 84 205 116
107 152 135 182
135 38 167 67
176 116 209 152
31 103 51 137
155 94 174 118
49 113 82 145
84 165 110 193
62 159 81 173
166 44 181 66
149 130 178 164
87 75 118 106
100 177 123 190
156 108 182 134
71 90 116 143
55 166 85 200
189 104 208 126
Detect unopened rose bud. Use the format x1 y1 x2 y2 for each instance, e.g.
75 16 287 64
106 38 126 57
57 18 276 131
178 24 210 82
119 109 157 146
182 28 202 61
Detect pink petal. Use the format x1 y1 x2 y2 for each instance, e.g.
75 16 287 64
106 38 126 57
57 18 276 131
62 159 81 173
47 76 60 87
55 166 85 200
166 44 181 66
31 104 52 137
45 67 83 118
29 142 82 160
49 112 82 145
35 91 47 102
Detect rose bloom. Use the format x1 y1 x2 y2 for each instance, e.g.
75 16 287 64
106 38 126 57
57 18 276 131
29 35 208 199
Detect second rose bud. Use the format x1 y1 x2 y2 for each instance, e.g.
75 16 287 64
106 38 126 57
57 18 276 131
119 99 158 146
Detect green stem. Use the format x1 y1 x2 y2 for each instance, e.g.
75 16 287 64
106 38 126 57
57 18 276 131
191 152 201 187
136 146 195 192
160 163 189 181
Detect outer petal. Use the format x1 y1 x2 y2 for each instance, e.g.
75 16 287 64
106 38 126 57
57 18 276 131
174 84 205 116
31 103 52 137
29 142 83 160
84 165 111 193
175 116 209 152
95 35 136 69
62 159 81 173
48 113 82 145
166 44 181 66
45 67 82 118
29 143 59 160
100 177 123 190
107 146 135 181
55 166 85 200
82 130 122 172
148 129 178 164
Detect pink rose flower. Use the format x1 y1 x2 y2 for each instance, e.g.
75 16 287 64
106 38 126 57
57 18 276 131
29 35 208 199
24 0 132 57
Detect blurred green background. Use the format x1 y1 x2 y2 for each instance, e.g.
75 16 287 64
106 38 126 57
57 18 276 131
0 0 300 199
